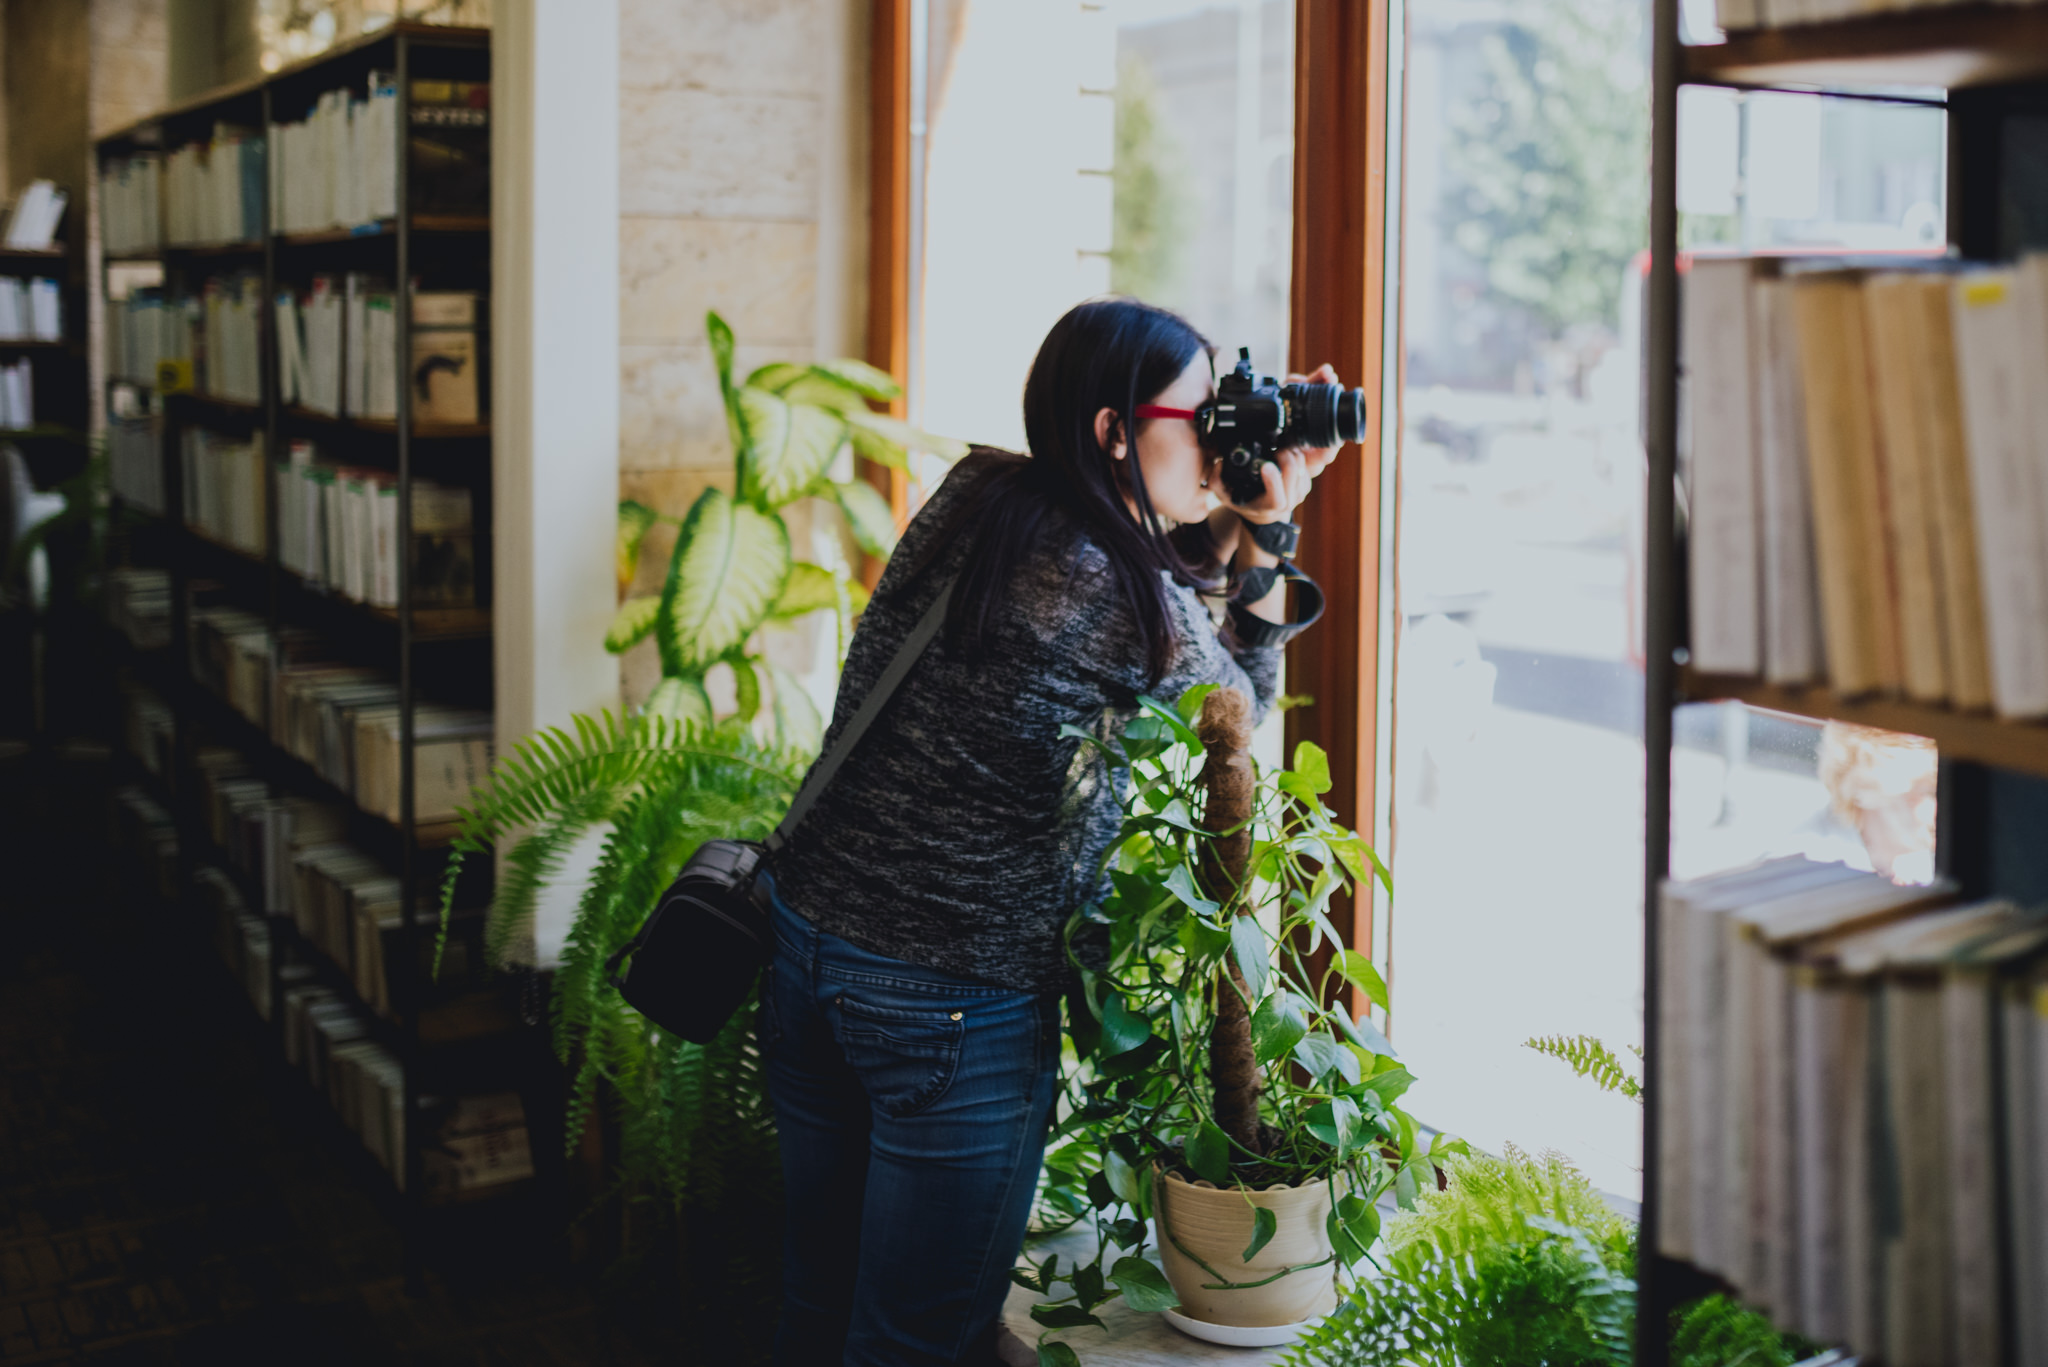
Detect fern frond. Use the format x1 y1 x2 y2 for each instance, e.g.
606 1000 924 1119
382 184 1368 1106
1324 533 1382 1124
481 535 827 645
1523 1033 1643 1102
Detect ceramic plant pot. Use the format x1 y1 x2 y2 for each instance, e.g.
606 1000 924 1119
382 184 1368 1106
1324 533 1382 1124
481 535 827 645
1152 1167 1341 1333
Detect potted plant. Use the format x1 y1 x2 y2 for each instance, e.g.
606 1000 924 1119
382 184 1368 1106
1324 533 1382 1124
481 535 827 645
1019 685 1465 1361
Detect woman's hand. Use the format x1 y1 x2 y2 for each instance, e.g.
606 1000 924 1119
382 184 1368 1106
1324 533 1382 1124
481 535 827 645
1222 362 1347 525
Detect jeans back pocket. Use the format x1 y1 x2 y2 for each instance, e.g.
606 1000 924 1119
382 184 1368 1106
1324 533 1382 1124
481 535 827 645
834 995 965 1119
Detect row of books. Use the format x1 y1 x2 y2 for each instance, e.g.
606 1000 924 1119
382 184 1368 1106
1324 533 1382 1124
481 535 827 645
276 440 478 610
1685 252 2048 715
0 278 62 341
105 289 184 387
276 280 480 424
2 180 66 250
185 602 494 825
163 123 267 247
270 74 399 236
102 276 262 403
1656 856 2048 1367
1713 0 2048 28
0 358 33 430
119 682 174 778
188 741 486 1021
181 427 269 557
100 157 160 256
108 421 164 517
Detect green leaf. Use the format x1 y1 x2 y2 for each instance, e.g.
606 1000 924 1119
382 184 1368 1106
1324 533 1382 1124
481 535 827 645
1103 1148 1142 1205
1038 1343 1082 1367
1100 993 1152 1058
847 418 910 470
642 675 712 730
846 407 966 459
1334 1007 1399 1060
1360 1065 1415 1105
770 562 841 621
743 361 807 393
1109 1256 1180 1312
1134 693 1204 750
706 312 744 472
1249 993 1307 1065
1162 864 1219 916
1330 833 1393 897
739 386 850 508
658 487 792 672
831 479 899 557
1292 1033 1348 1082
1241 1206 1278 1263
729 656 761 723
1175 682 1221 724
813 356 904 401
1229 916 1270 1001
1151 797 1200 833
1291 741 1333 794
1185 1121 1231 1185
766 663 824 753
1029 1305 1106 1331
1335 949 1390 1013
604 595 661 653
616 499 660 590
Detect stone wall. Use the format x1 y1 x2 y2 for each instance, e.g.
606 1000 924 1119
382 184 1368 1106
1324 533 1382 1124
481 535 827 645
615 0 871 705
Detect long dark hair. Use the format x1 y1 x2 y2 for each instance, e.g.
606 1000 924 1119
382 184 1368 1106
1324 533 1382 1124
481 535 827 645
924 297 1214 686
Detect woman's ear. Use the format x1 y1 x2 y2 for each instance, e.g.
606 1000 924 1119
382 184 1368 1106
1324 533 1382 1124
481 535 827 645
1094 406 1125 460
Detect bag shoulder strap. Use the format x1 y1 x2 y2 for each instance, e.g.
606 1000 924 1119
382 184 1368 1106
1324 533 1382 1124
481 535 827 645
766 573 957 853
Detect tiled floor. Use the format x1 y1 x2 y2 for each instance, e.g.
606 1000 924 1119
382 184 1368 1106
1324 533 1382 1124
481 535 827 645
0 751 712 1366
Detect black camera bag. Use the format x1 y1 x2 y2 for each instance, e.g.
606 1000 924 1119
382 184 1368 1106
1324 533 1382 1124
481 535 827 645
604 577 957 1043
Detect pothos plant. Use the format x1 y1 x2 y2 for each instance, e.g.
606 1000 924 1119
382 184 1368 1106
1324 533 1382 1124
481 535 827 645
605 310 964 749
440 312 962 1231
1018 684 1467 1363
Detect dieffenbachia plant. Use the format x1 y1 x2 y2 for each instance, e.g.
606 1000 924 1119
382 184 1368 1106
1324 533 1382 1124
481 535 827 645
605 310 966 748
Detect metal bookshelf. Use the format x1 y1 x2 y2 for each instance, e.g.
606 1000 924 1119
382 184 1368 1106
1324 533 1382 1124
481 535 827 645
93 24 559 1282
1644 5 2048 1363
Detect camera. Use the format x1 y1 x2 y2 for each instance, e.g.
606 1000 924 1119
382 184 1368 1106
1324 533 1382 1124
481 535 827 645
1198 348 1368 504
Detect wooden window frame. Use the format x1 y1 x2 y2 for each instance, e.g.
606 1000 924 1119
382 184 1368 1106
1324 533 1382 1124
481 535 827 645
865 0 1402 1012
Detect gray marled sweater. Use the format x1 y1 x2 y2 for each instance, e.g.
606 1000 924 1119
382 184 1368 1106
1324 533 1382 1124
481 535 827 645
769 457 1280 993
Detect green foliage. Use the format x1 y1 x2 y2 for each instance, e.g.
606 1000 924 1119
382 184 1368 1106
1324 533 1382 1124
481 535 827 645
1280 1148 1815 1367
1443 0 1648 338
1282 1148 1634 1367
1110 53 1192 304
604 311 964 748
1523 1033 1643 1103
1024 696 1451 1360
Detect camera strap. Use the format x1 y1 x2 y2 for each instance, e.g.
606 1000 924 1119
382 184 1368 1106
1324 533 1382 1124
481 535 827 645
765 573 959 854
1227 562 1324 650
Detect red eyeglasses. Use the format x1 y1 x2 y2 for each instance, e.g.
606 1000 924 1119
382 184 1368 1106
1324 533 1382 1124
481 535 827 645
1135 404 1200 422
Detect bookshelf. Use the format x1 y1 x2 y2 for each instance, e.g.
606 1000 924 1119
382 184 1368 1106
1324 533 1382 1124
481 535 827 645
93 24 557 1278
1646 5 2048 1364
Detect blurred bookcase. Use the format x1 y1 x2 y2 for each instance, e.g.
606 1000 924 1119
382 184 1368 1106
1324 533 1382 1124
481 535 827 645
1644 4 2048 1363
92 24 564 1276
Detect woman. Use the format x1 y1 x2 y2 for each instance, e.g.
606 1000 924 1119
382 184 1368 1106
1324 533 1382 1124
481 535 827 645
758 297 1343 1366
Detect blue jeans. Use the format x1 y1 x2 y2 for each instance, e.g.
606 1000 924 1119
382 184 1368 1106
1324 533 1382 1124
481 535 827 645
759 874 1060 1367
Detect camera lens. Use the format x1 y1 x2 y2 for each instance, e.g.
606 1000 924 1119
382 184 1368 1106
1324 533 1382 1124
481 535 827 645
1283 382 1369 448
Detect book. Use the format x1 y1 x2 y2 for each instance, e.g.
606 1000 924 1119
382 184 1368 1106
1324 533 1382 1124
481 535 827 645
2 179 67 249
1948 267 2048 717
1792 272 1902 696
1863 273 1950 702
1685 257 1762 675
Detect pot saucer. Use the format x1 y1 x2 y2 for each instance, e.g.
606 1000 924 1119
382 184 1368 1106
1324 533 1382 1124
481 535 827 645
1162 1307 1320 1347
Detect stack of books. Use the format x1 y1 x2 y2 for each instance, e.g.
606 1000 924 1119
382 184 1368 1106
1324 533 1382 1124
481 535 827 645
1656 855 2048 1364
1684 252 2048 714
163 124 265 246
0 277 62 341
105 289 180 387
106 569 172 651
179 427 269 556
200 273 264 403
118 679 174 775
275 439 477 610
270 660 493 825
269 73 400 236
1714 0 2048 27
99 155 160 255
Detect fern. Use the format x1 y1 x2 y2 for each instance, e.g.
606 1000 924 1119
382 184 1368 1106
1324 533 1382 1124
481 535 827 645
1284 1148 1635 1367
1671 1294 1818 1367
1523 1033 1643 1102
